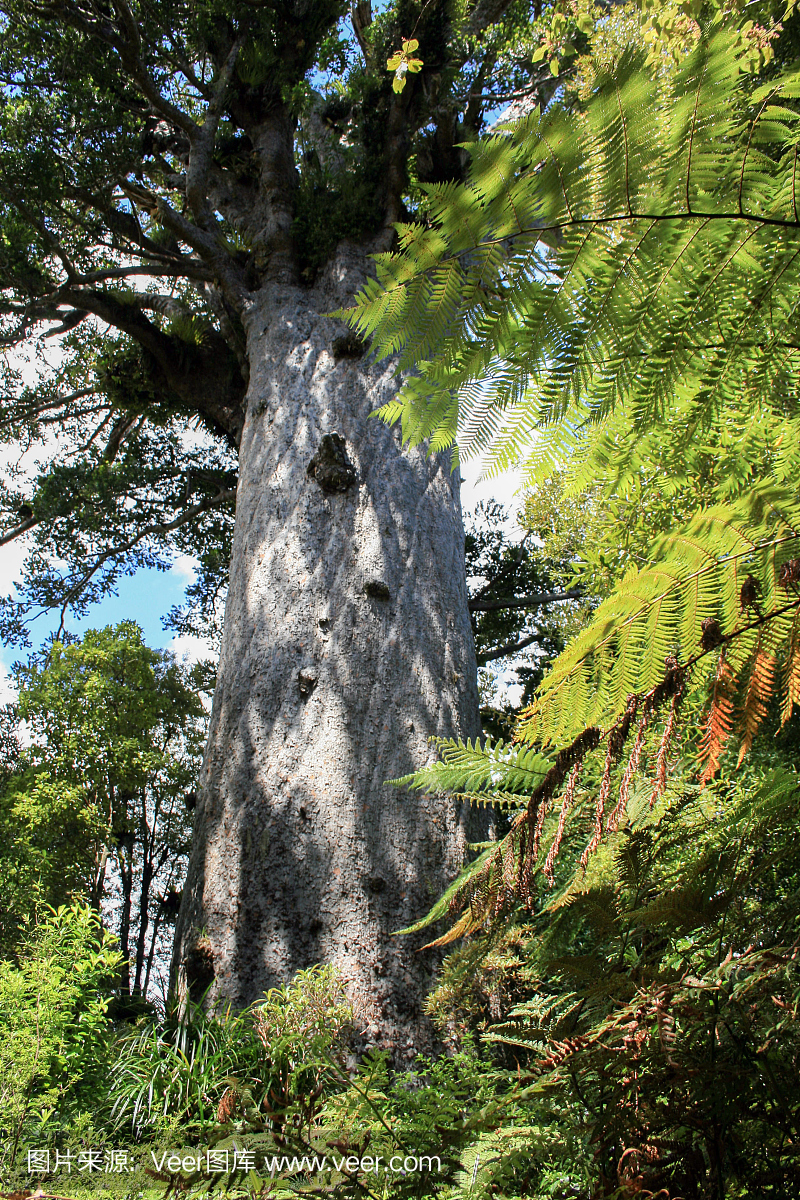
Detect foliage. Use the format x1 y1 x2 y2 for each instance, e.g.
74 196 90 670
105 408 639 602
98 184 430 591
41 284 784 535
111 993 515 1200
343 17 800 489
0 622 205 993
0 903 121 1171
465 500 586 710
339 7 800 1197
317 1043 506 1199
108 965 352 1141
421 763 800 1199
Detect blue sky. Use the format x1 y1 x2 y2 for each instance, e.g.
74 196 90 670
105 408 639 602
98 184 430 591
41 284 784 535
0 554 204 697
51 561 195 649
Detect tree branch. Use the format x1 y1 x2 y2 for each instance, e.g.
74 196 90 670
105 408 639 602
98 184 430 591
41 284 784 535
0 513 42 546
477 631 549 665
52 489 237 642
185 35 244 229
32 0 198 138
117 180 248 306
470 588 581 613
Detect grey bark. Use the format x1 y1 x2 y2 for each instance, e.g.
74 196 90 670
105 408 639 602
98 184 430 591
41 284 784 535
174 247 481 1053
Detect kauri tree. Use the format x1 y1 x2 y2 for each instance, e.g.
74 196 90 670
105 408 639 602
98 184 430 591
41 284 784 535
0 0 556 1046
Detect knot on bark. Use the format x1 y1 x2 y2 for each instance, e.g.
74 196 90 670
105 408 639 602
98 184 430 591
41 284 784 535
332 331 368 359
364 579 391 600
185 933 215 992
298 666 319 696
307 432 357 493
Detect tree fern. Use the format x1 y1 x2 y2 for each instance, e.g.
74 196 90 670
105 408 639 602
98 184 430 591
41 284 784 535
341 27 800 493
360 9 800 1026
338 23 800 789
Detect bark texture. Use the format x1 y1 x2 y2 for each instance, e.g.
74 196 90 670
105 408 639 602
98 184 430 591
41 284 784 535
175 247 480 1053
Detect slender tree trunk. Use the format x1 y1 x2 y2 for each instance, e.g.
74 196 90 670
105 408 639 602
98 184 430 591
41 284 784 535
134 850 153 995
175 246 480 1053
118 844 133 996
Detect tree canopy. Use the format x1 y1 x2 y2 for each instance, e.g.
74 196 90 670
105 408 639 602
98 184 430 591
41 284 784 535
0 0 555 644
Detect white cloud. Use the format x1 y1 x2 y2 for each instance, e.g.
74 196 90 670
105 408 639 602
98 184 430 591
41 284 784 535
460 458 522 518
167 632 214 665
0 662 17 705
169 554 199 583
0 532 30 588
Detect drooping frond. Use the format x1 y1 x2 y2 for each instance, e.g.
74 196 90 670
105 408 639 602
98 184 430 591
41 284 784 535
698 655 735 785
737 643 777 765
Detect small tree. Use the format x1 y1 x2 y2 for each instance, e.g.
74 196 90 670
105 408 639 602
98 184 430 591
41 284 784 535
0 622 206 997
465 498 586 718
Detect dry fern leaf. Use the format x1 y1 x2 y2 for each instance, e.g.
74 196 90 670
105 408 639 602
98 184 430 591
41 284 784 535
780 610 800 727
737 645 777 765
699 656 735 784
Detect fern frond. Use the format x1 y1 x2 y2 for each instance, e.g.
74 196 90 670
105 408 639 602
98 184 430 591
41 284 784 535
338 31 800 505
392 737 551 799
516 491 800 747
737 644 777 764
698 655 735 784
781 609 800 725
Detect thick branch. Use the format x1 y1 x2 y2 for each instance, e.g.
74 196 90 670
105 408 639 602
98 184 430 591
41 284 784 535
117 180 248 306
0 513 42 546
477 631 548 665
185 35 244 229
71 263 213 286
54 288 246 443
470 588 581 613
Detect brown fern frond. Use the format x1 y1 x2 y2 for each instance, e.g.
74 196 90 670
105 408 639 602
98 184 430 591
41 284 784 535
502 830 516 887
531 795 551 860
544 760 582 886
779 557 800 589
582 748 614 870
607 705 652 833
217 1085 239 1123
698 655 735 785
650 693 680 808
781 611 800 726
424 908 480 948
519 821 540 905
737 644 777 765
581 695 639 868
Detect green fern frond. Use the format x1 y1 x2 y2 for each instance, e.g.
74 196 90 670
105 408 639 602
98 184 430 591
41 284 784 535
338 29 800 498
392 737 551 798
517 489 800 746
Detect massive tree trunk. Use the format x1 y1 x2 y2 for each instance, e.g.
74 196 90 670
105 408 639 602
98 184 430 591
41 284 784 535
175 246 480 1052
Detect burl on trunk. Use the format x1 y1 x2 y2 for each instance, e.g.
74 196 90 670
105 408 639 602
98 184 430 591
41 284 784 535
174 249 480 1052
